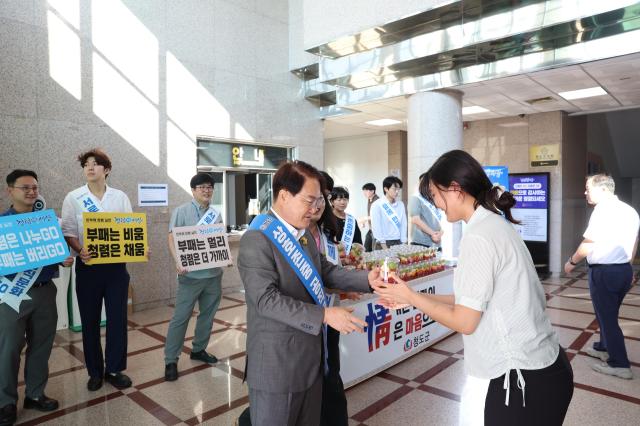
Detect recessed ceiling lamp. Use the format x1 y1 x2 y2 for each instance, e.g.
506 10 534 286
365 118 402 126
558 86 607 100
462 106 490 115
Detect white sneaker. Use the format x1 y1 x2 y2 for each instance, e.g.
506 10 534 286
585 347 609 362
591 362 633 379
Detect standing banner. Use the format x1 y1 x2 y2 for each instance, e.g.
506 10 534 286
483 166 509 190
172 223 232 272
339 270 454 387
0 210 69 312
508 174 549 242
82 212 148 264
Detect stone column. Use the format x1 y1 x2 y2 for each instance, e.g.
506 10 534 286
407 90 463 259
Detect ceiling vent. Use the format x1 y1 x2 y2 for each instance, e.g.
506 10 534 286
525 96 556 105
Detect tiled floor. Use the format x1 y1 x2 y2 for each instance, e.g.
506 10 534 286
13 267 640 425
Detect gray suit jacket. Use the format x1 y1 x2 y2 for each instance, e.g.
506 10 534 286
238 216 370 393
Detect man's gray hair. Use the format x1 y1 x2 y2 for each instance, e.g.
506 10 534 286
587 174 615 193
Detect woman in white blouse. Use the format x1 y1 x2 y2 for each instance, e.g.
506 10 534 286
372 150 573 425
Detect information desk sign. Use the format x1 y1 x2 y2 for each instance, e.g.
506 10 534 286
172 224 232 272
83 212 148 264
0 209 69 276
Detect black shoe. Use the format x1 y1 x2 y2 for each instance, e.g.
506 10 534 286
23 395 59 412
0 404 16 426
190 350 218 364
164 363 178 381
87 376 103 391
104 372 132 389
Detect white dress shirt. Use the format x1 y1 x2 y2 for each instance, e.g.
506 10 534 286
61 184 133 252
455 206 559 381
370 197 407 244
584 195 639 265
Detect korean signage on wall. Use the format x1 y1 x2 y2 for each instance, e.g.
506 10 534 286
508 173 549 242
197 139 292 170
339 271 454 387
172 224 232 271
529 144 559 167
83 212 148 264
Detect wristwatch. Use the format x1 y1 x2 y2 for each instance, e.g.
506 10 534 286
568 256 578 266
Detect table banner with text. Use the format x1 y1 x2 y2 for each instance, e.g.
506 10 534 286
83 212 148 264
172 224 232 271
339 270 454 387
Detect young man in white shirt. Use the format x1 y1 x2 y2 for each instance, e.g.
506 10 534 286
370 176 407 249
61 149 134 392
565 174 639 379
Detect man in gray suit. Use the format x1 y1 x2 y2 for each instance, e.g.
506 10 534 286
238 161 380 426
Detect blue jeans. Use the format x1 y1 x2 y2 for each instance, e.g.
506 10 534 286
588 263 633 368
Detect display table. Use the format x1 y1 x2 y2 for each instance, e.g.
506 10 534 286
339 268 454 388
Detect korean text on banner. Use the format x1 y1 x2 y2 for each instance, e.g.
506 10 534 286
172 224 232 272
0 209 70 276
83 212 148 264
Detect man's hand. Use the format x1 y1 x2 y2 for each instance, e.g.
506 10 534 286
431 231 443 244
323 306 367 334
79 247 92 264
564 261 576 275
176 262 188 275
62 255 74 267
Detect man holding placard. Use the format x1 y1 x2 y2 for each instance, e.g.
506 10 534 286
1 170 73 426
61 149 136 392
164 173 227 382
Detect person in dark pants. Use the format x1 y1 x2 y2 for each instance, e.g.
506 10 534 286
0 170 73 426
565 174 639 379
61 149 135 392
360 183 378 252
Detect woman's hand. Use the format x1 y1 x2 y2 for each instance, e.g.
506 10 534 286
370 272 415 307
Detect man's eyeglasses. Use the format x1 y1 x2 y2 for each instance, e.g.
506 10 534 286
10 185 39 193
299 195 325 210
195 185 214 191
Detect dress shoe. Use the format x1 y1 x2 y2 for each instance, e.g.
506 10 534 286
105 372 132 389
23 395 59 412
591 362 633 379
87 376 103 391
190 350 218 364
165 362 178 381
0 404 16 426
585 347 609 362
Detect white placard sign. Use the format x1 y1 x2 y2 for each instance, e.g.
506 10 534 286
138 184 168 207
172 224 232 271
339 269 454 387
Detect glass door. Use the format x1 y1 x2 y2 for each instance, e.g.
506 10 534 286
257 173 273 214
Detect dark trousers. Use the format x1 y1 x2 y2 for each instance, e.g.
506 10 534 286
484 347 573 425
374 239 401 250
588 263 633 368
0 283 57 406
364 230 373 252
320 326 348 426
75 260 130 378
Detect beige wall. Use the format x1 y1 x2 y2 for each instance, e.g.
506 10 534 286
0 0 322 311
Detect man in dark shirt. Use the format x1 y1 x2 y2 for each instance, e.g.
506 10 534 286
360 183 379 252
0 170 73 426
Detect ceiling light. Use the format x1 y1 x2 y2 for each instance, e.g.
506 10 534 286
365 118 402 126
462 106 490 115
498 122 529 128
558 86 607 100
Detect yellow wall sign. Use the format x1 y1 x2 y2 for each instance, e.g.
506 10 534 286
82 212 148 264
529 144 560 167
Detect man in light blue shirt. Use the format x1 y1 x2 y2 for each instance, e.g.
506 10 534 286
164 173 223 381
370 176 407 249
